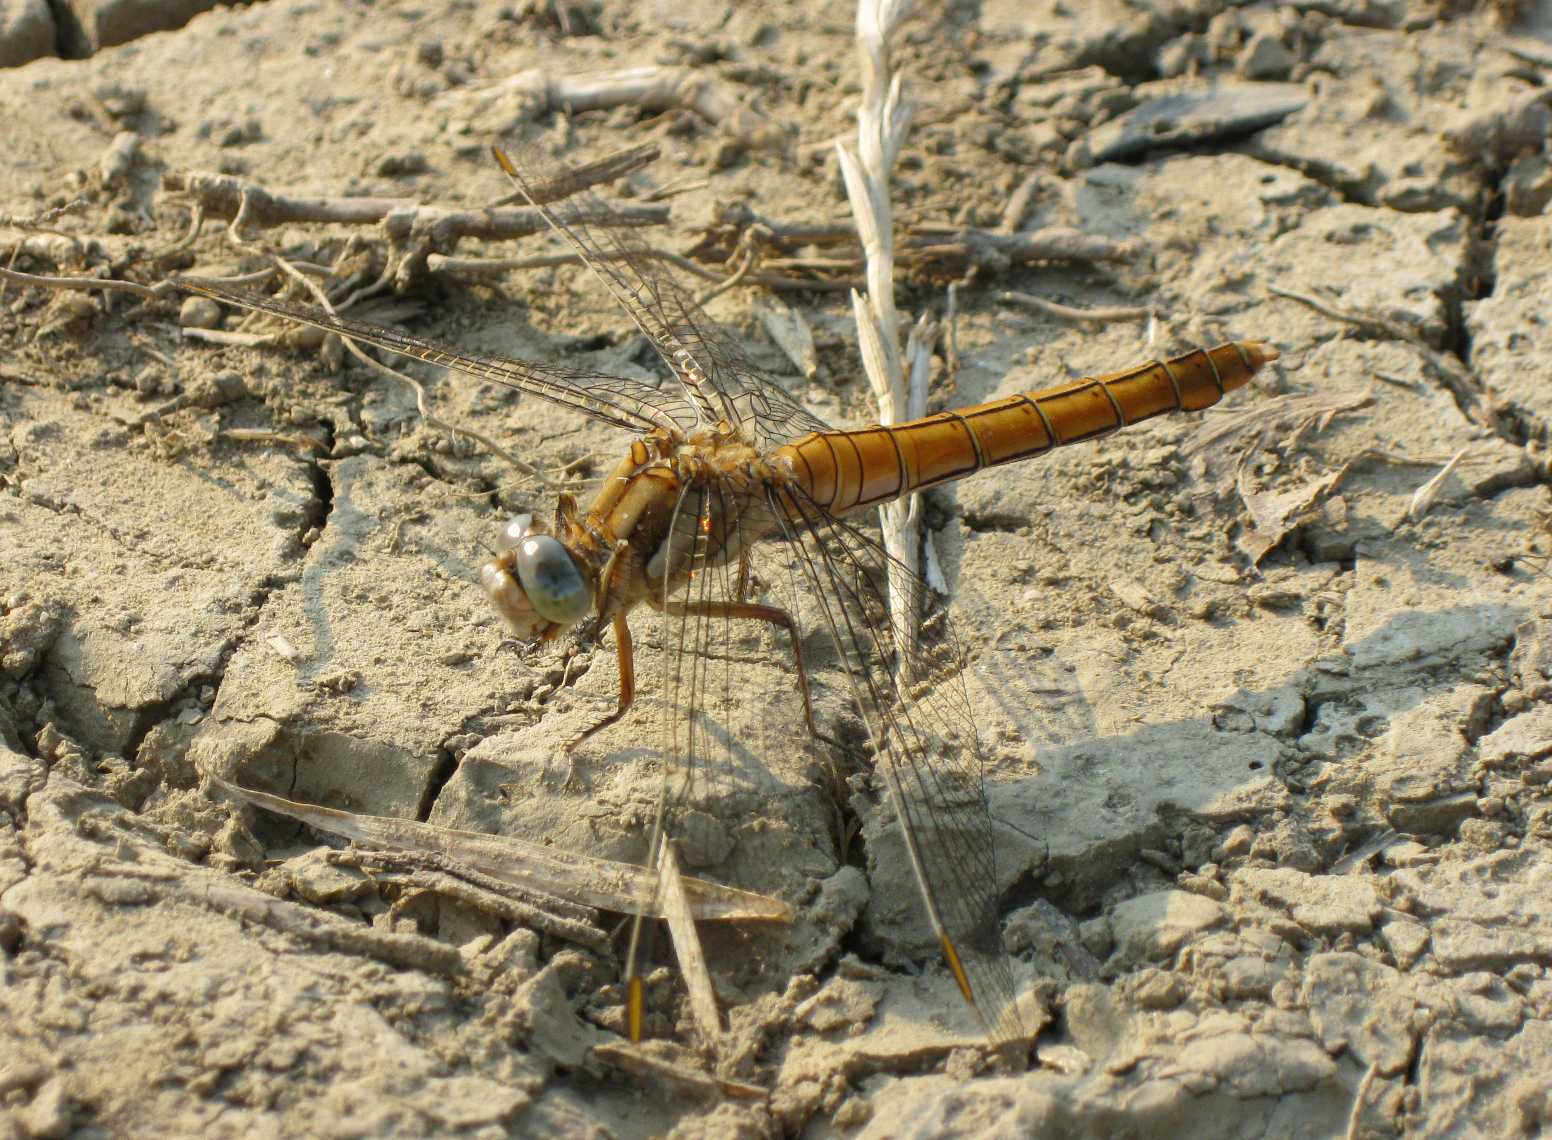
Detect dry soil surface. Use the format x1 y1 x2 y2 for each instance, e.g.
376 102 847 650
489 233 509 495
3 1 1552 1137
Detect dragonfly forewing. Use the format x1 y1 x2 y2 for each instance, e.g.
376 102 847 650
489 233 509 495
171 278 702 436
493 143 834 449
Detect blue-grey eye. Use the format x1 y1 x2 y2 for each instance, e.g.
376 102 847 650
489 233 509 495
514 534 591 625
496 514 534 552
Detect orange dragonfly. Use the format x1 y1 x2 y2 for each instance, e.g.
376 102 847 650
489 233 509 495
176 145 1275 1044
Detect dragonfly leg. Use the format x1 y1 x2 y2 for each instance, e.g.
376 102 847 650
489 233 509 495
559 614 636 785
661 599 837 750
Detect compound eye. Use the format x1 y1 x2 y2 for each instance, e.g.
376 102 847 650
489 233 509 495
496 514 535 552
514 534 592 625
481 557 545 640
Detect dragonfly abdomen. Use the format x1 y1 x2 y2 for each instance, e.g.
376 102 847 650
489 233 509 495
777 341 1277 516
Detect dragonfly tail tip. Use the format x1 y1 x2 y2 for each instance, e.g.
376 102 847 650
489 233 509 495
1242 340 1280 370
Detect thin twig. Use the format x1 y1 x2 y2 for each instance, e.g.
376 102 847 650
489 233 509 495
999 290 1151 324
163 166 671 291
0 196 91 229
1269 283 1488 426
424 210 1128 295
427 247 860 292
219 428 331 454
198 879 465 976
691 210 1135 278
330 262 397 314
149 201 205 260
642 173 708 203
181 327 290 349
693 209 1134 260
759 256 860 272
692 242 756 307
0 259 339 326
591 1043 768 1101
0 264 161 301
1344 1062 1381 1140
165 151 666 232
999 172 1042 234
342 848 610 951
162 170 415 226
270 255 553 488
486 140 660 208
440 66 780 150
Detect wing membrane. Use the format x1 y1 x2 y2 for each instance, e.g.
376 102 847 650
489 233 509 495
629 472 1023 1042
494 143 834 448
618 475 841 1037
174 275 698 435
768 483 1024 1042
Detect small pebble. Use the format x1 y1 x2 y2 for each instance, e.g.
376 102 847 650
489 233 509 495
415 38 444 68
180 295 224 329
376 152 429 178
1238 32 1295 80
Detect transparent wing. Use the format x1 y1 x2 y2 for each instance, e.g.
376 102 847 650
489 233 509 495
617 476 842 1039
494 143 835 449
630 474 1023 1043
174 275 699 435
766 483 1025 1043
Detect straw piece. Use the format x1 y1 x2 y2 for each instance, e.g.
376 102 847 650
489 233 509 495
657 842 722 1048
213 779 793 923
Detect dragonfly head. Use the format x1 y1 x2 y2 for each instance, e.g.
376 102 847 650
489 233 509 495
480 514 594 640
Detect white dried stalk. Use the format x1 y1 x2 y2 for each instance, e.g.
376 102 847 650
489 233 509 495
1406 448 1468 522
838 0 931 670
656 841 722 1048
906 310 944 591
903 309 934 433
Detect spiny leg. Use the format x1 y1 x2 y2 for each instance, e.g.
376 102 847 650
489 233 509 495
661 598 840 753
557 614 636 787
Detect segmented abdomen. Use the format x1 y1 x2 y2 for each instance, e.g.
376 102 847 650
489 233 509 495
775 341 1277 516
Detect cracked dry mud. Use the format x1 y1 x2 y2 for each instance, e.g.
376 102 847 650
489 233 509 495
3 2 1552 1137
